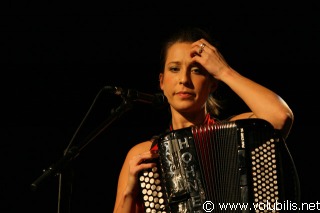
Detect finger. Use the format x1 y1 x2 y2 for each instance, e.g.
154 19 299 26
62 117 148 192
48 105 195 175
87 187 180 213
198 39 216 50
134 151 159 164
198 43 206 55
191 44 205 57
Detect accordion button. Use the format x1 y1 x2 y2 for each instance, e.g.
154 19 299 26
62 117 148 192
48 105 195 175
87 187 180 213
151 185 156 190
148 172 154 177
154 197 159 203
153 173 159 178
143 171 148 176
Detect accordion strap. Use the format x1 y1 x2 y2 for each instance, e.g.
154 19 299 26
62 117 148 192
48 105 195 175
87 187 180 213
149 135 160 151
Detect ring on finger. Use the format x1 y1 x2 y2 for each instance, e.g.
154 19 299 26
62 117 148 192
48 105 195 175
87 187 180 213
198 43 206 54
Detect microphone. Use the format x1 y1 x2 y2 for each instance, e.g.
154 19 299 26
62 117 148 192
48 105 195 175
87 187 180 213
104 86 167 107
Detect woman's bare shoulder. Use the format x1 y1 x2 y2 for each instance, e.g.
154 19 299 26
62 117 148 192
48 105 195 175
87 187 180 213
127 140 153 156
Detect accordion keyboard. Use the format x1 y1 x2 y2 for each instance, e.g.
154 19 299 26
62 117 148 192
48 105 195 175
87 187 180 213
139 166 167 213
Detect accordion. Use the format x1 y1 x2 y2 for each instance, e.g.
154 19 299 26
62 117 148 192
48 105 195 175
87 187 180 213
139 118 300 213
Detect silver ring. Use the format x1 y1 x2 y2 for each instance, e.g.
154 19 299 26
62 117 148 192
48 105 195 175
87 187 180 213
198 43 206 54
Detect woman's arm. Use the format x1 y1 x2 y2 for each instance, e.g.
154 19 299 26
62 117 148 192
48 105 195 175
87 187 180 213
113 141 158 213
219 68 293 139
192 39 294 139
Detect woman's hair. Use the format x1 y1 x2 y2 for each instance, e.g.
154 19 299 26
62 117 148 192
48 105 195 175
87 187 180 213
159 26 221 116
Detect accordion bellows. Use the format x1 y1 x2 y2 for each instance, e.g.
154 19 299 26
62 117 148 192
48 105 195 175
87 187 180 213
139 118 300 213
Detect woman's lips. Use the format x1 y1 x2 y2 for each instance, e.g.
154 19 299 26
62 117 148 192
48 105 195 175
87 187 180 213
175 91 194 98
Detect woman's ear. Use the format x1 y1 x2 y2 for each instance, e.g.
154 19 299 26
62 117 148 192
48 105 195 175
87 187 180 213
159 73 164 90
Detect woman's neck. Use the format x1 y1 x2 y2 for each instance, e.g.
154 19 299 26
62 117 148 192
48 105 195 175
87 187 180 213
170 109 208 130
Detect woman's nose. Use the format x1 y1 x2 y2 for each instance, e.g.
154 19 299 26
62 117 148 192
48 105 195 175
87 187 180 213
178 71 189 84
179 78 186 84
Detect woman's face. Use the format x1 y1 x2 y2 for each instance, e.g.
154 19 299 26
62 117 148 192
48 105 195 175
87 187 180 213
159 42 216 114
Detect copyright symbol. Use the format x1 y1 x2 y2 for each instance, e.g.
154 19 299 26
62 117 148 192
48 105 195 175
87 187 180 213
203 201 214 212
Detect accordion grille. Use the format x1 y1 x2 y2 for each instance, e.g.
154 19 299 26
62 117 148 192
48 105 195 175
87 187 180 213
192 121 240 206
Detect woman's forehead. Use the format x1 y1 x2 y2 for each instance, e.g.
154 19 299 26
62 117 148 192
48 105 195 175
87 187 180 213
166 42 192 61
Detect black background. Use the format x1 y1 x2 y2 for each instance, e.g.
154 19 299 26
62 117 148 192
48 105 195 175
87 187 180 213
2 2 320 212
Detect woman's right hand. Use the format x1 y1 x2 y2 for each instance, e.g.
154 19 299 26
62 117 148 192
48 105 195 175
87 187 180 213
113 141 159 213
126 150 159 196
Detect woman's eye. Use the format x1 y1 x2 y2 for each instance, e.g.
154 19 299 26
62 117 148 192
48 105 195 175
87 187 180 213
169 67 179 72
191 67 201 74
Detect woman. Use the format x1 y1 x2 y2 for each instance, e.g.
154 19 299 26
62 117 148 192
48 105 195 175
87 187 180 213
113 27 294 213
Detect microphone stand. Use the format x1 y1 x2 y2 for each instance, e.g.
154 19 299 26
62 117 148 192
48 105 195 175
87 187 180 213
31 95 134 213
